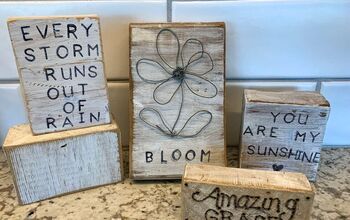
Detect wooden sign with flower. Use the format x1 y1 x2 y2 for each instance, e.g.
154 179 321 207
129 23 226 179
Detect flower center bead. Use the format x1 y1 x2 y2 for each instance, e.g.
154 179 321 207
173 67 185 81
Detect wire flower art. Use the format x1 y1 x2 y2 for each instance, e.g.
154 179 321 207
136 28 218 138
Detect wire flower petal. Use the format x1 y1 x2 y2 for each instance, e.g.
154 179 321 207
153 77 182 105
176 110 213 138
180 38 204 68
156 29 181 70
139 107 173 136
184 51 214 76
136 58 172 84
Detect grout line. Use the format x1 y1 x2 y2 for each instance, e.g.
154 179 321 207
106 79 129 83
172 0 222 1
0 80 20 84
172 0 236 1
123 145 349 149
0 78 350 85
225 78 350 82
316 81 322 92
167 0 172 22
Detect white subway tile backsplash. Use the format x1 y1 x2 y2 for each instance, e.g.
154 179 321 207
0 84 27 145
0 0 166 80
173 0 350 79
320 81 350 146
226 81 317 146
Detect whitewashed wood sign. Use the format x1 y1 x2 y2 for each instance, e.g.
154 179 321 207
182 164 315 220
129 23 226 179
7 15 110 134
3 121 123 204
240 90 330 181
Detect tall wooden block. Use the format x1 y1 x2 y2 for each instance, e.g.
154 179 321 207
182 164 315 220
240 90 330 181
3 121 123 204
7 15 111 134
129 23 226 180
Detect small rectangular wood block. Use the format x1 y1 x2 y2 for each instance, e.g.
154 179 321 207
2 121 123 204
240 90 330 181
129 23 226 180
7 15 111 134
182 164 314 220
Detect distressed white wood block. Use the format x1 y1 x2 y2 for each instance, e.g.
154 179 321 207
129 23 226 179
8 15 111 134
182 164 315 220
240 90 330 181
2 121 123 204
226 81 317 146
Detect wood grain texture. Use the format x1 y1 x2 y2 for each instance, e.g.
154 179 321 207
182 164 314 220
3 119 120 148
246 90 330 107
7 15 110 134
129 23 226 180
240 90 330 181
3 121 123 204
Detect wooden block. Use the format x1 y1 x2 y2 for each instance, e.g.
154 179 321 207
240 89 330 181
7 15 111 134
2 121 123 204
129 23 226 179
182 164 315 220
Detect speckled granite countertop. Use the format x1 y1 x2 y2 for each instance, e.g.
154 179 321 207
0 147 349 220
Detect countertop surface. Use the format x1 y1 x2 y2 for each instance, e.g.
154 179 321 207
0 147 349 220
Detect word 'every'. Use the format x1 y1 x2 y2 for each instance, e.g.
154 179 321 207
20 22 99 62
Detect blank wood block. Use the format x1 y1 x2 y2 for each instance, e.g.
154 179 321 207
7 15 111 134
129 23 226 180
2 121 123 205
240 90 330 181
182 164 314 220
